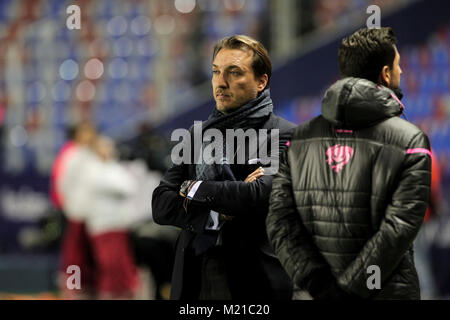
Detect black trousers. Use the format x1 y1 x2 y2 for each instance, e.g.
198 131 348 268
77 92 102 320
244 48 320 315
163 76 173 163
198 247 232 300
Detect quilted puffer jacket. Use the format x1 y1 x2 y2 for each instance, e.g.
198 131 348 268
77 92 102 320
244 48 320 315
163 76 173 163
267 77 432 299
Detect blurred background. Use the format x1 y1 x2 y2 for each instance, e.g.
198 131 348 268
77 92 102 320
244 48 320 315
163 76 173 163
0 0 448 299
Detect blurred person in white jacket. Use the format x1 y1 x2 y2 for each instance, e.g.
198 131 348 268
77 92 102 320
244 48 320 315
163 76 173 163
58 122 97 299
83 136 140 299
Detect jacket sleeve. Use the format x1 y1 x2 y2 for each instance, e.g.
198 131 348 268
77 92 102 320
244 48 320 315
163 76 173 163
151 163 211 234
337 132 432 298
188 126 295 216
187 176 273 216
266 148 338 298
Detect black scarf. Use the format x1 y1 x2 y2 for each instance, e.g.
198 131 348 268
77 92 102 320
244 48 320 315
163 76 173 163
195 89 273 181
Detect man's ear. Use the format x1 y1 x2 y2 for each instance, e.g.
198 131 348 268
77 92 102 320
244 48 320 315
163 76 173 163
379 65 391 87
257 74 269 92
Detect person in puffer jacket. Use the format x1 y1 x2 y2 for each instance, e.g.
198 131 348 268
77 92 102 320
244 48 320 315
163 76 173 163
266 27 431 300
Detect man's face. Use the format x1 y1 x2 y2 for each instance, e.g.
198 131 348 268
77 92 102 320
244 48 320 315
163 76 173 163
388 45 402 89
212 48 267 113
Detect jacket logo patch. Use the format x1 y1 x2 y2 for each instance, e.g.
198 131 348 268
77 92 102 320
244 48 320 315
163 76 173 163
326 144 354 173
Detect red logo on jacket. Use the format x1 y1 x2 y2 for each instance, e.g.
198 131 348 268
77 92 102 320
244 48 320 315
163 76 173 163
326 144 354 173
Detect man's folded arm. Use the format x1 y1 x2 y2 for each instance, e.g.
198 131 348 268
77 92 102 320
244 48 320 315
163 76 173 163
152 163 211 233
186 175 273 215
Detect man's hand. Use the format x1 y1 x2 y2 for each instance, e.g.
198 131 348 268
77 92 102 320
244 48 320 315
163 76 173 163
244 167 264 183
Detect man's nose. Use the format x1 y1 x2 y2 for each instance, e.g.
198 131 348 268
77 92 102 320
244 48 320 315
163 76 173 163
216 72 228 88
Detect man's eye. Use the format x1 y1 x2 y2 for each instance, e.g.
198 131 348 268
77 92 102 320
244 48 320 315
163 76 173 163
212 70 219 75
230 71 240 76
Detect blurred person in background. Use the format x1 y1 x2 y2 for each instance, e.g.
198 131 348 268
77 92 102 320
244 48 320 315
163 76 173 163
57 122 97 299
82 136 141 299
152 35 295 300
57 128 164 299
267 27 431 300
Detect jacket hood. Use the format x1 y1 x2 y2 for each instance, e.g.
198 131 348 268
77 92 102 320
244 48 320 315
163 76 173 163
322 77 404 129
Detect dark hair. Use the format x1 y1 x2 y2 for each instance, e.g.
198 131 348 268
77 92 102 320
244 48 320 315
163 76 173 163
338 27 397 83
213 35 272 88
